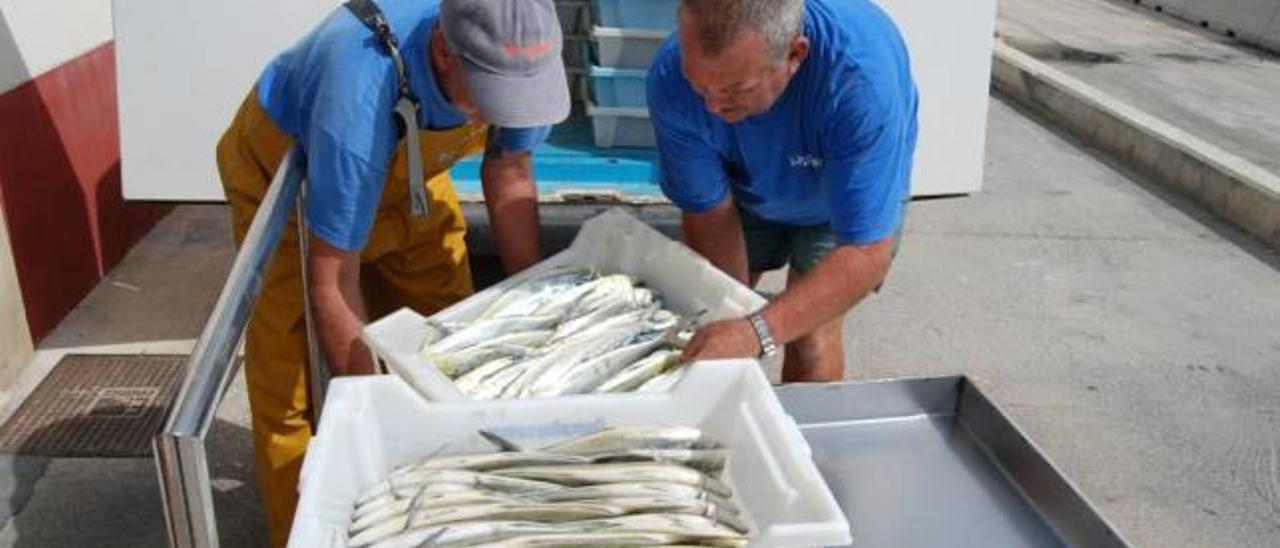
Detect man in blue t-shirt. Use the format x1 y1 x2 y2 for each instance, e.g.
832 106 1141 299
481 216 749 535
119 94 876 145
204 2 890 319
648 0 918 381
215 0 567 544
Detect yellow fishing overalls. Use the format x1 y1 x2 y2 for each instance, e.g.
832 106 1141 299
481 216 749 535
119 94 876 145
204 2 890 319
215 88 488 547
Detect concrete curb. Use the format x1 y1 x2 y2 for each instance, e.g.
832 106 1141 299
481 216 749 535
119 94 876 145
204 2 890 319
991 41 1280 250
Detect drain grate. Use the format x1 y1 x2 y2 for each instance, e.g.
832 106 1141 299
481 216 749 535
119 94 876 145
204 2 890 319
0 354 187 458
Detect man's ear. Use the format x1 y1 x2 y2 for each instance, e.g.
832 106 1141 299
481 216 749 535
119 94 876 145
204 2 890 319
431 25 453 68
787 35 810 75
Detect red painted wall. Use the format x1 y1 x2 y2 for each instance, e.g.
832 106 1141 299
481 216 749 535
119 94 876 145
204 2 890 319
0 42 170 342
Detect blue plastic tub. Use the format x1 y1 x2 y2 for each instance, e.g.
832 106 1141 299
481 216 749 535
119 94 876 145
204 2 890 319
448 117 661 194
592 0 680 31
588 66 648 108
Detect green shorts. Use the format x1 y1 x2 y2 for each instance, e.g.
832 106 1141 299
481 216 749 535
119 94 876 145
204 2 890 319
740 205 907 275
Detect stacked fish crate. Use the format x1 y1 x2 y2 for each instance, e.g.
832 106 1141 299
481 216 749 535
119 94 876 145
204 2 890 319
585 0 678 148
555 0 593 115
284 210 854 547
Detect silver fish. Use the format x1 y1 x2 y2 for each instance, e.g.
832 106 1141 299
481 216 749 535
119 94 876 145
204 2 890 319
543 513 746 541
454 357 518 395
356 469 561 510
553 295 653 341
499 323 642 398
527 482 737 512
428 328 554 377
355 481 471 517
473 361 535 400
594 350 681 394
492 463 732 498
588 496 749 533
461 532 685 547
428 344 529 379
590 448 728 474
396 452 591 476
636 365 688 393
357 520 560 548
531 332 671 397
528 274 630 319
429 314 562 355
416 318 454 351
350 491 517 534
406 501 625 529
523 326 648 397
479 265 597 320
538 426 715 456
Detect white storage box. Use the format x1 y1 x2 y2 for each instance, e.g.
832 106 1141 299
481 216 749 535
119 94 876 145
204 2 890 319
587 103 656 148
288 360 852 548
591 26 668 70
363 208 769 401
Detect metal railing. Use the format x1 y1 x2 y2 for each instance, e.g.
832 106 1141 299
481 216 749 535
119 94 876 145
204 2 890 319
154 146 325 548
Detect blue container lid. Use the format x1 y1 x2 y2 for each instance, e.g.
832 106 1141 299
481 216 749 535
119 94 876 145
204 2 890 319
449 116 662 197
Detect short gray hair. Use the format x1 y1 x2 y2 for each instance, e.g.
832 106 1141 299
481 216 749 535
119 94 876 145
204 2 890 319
679 0 805 61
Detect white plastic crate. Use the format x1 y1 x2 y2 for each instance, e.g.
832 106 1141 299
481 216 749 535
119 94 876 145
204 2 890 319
363 208 769 401
591 26 668 70
587 103 655 148
288 361 852 548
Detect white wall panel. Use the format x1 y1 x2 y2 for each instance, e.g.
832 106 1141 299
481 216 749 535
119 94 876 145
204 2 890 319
0 207 33 386
0 0 113 94
873 0 996 196
115 0 337 200
117 0 994 200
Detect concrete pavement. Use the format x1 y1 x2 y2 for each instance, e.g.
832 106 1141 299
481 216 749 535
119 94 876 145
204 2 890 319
0 99 1278 547
0 206 264 548
997 0 1280 178
825 99 1280 548
994 0 1280 251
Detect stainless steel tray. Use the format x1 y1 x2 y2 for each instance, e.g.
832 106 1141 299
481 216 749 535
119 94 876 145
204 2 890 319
776 376 1131 548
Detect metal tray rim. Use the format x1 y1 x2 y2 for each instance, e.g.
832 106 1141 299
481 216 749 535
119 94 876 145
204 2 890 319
776 376 1133 548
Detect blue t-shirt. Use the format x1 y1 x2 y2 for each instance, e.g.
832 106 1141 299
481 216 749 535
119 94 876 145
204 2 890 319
647 0 918 245
257 0 551 251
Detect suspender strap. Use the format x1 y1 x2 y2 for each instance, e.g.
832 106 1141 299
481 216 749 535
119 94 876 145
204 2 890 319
344 0 430 218
344 0 417 106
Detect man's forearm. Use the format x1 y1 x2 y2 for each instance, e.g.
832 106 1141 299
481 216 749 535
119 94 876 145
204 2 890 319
761 238 894 345
481 152 541 274
307 235 374 376
682 197 749 285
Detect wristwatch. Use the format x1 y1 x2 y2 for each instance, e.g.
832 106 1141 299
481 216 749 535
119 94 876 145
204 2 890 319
747 311 779 359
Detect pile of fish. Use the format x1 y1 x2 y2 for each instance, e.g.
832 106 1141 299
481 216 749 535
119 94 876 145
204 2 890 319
418 266 699 399
348 425 749 547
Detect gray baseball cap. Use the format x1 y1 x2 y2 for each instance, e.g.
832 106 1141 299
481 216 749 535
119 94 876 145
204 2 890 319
441 0 570 128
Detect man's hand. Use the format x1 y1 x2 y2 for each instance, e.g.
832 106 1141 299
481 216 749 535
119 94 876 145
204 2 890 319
681 318 762 362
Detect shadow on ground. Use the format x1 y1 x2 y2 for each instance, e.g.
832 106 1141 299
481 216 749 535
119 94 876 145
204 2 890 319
0 414 262 547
